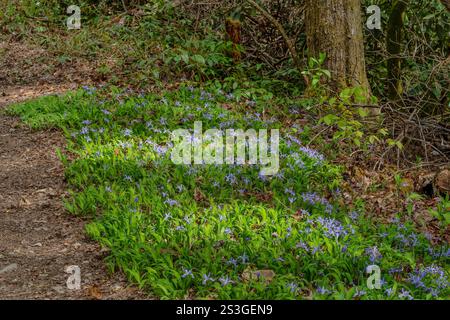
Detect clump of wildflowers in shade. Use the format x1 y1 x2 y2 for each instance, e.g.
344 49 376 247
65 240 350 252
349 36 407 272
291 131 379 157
8 85 449 300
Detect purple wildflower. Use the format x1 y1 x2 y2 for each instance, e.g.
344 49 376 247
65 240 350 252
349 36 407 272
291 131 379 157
296 241 309 252
80 127 89 135
365 246 382 263
317 286 331 295
202 273 215 285
219 276 233 286
239 253 249 264
226 258 238 267
385 288 394 297
299 146 325 163
163 213 172 221
349 211 359 220
181 268 194 279
123 128 132 137
316 217 347 239
287 282 298 293
398 289 414 300
353 289 366 298
165 199 179 206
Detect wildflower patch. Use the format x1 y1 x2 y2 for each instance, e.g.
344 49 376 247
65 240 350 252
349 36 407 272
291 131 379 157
8 86 449 300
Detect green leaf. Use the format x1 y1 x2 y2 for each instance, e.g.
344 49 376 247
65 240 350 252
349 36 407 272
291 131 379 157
322 114 339 125
339 88 353 102
357 107 369 117
312 78 320 87
322 69 331 78
192 54 206 65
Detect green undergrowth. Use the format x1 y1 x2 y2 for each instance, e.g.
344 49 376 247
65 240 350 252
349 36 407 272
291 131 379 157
8 86 449 300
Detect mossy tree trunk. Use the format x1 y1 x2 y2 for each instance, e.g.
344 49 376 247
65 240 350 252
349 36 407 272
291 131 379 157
386 0 409 101
305 0 371 94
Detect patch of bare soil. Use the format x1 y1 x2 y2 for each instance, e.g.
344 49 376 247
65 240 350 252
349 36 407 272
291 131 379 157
0 40 96 86
0 41 148 300
0 114 148 300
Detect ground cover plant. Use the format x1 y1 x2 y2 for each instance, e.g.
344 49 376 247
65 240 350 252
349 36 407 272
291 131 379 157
8 86 449 300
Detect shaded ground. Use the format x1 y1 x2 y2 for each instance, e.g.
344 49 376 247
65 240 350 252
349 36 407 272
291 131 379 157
0 40 96 87
0 41 147 300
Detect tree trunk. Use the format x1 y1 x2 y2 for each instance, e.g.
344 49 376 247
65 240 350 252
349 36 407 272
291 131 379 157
386 0 409 101
305 0 371 94
225 17 242 64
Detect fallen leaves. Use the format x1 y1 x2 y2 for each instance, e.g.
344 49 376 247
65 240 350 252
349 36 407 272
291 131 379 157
241 269 276 284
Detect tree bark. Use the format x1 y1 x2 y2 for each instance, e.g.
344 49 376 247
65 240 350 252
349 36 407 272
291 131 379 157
386 0 409 101
305 0 371 94
226 17 242 64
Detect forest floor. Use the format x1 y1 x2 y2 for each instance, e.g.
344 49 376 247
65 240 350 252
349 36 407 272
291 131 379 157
0 36 447 299
0 40 147 299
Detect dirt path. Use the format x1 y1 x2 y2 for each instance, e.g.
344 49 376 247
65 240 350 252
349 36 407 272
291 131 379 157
0 87 147 300
0 38 148 299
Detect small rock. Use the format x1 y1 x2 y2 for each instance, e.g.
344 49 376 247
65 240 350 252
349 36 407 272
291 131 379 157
241 268 276 283
435 169 450 195
52 285 65 294
0 263 18 275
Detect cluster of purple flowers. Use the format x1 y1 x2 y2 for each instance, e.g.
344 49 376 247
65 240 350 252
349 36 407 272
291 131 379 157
395 232 420 248
182 269 236 287
427 247 450 259
219 276 234 286
80 126 90 135
296 241 309 252
388 267 403 275
154 145 169 156
286 134 302 146
316 286 332 295
365 246 382 263
301 192 333 214
316 217 347 239
82 86 96 95
164 199 179 207
384 287 394 297
181 268 194 279
408 265 448 296
225 173 237 185
226 257 238 267
398 288 414 300
299 146 325 163
349 211 359 221
353 289 366 298
175 225 186 231
119 141 132 149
